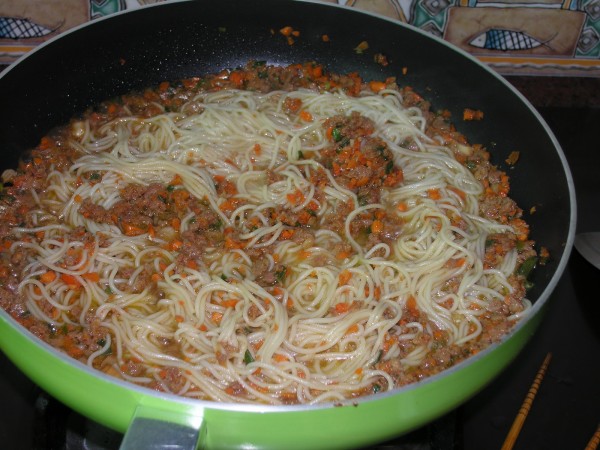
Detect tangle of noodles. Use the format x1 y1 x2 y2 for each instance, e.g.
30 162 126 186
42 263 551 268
0 62 539 405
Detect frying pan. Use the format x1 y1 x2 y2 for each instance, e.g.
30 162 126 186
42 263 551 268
0 1 576 448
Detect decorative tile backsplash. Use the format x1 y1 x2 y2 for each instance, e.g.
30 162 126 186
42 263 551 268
1 0 599 76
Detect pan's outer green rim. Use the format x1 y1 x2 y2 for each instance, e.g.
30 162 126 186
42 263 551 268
0 305 544 449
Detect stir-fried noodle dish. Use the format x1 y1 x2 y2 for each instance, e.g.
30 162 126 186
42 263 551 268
0 62 543 405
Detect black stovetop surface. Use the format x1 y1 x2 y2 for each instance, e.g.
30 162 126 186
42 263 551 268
1 78 599 450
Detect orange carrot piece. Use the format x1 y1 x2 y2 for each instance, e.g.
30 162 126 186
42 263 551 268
338 270 352 285
334 303 351 314
229 71 245 87
224 236 245 249
369 80 386 93
463 108 484 121
299 110 313 122
280 26 294 37
82 272 100 282
169 174 183 186
221 299 239 308
122 223 146 236
336 250 352 260
345 324 359 335
60 273 81 287
286 189 305 205
280 229 295 240
405 295 417 312
40 271 57 284
326 126 334 141
427 188 442 200
371 220 384 233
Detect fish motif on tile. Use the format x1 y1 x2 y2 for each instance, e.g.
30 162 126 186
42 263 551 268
468 28 545 51
0 17 60 40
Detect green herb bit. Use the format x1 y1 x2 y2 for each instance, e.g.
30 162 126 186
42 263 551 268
332 127 343 142
209 219 222 231
275 266 287 283
0 193 16 204
376 145 389 160
244 349 255 364
517 256 538 278
385 160 394 174
337 136 350 149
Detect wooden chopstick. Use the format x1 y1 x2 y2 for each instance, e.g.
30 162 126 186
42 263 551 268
584 423 600 450
500 352 552 450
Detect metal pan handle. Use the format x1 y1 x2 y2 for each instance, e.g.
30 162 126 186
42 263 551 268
119 404 206 450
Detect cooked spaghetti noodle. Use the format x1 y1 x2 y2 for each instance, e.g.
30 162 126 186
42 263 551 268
0 62 539 405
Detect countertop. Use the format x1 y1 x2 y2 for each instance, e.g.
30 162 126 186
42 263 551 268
1 73 599 450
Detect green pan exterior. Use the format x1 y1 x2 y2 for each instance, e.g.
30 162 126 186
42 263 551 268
0 305 545 450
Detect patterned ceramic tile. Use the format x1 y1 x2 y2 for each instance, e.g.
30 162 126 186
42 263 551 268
1 0 599 76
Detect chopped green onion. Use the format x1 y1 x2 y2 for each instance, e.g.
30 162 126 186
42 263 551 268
517 256 538 278
385 160 394 174
244 349 254 364
332 127 343 142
